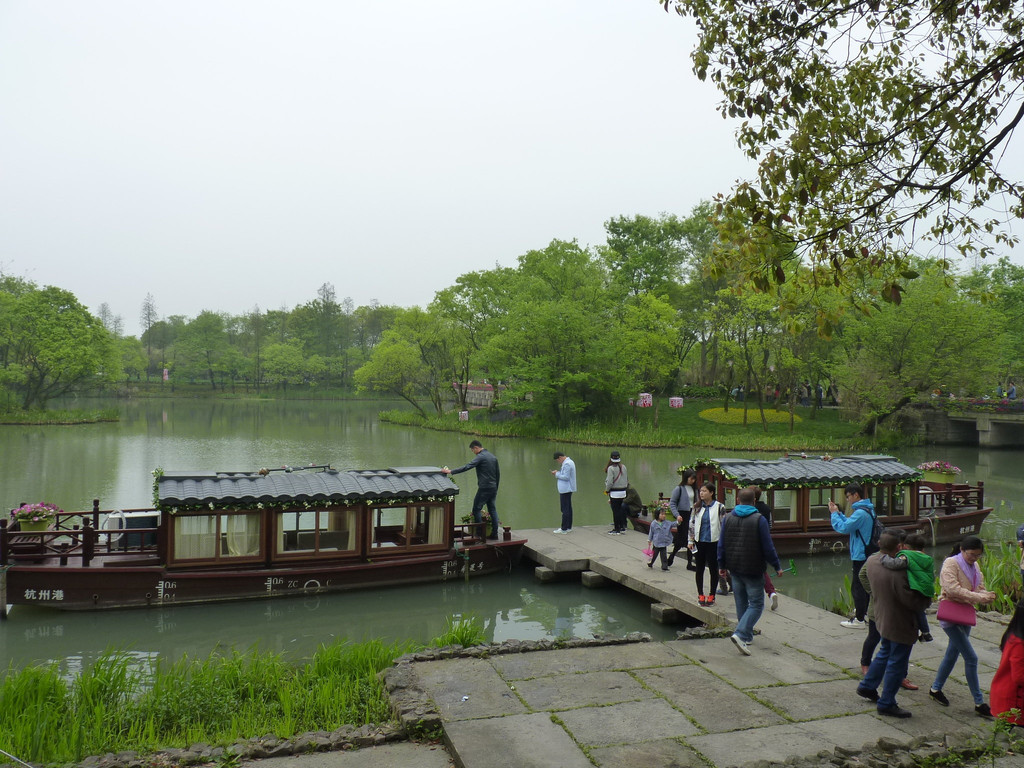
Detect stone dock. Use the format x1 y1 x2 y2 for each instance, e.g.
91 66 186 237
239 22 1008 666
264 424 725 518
248 526 1024 768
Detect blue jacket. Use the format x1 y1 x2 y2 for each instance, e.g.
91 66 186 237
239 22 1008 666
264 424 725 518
648 518 677 548
830 498 875 561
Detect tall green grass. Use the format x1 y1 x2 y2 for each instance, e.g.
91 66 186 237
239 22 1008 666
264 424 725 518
0 616 487 766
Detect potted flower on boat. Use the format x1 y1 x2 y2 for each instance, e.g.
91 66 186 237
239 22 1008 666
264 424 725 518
11 502 61 532
916 460 961 484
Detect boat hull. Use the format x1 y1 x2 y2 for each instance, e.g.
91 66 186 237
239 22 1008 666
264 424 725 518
3 541 525 611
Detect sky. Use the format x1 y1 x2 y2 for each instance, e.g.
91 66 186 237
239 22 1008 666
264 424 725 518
0 1 755 336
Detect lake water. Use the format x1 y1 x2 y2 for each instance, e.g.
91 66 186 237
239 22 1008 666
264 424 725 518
2 398 1022 671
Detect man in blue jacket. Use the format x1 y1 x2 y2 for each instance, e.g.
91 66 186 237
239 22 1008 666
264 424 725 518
829 482 876 629
718 486 782 656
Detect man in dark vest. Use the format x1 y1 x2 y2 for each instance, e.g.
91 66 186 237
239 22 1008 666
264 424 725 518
856 531 931 718
718 487 782 656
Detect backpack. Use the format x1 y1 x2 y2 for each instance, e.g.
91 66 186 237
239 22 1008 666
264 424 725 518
1016 523 1024 545
856 508 884 557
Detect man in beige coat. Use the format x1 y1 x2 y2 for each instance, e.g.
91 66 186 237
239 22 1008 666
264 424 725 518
856 532 932 717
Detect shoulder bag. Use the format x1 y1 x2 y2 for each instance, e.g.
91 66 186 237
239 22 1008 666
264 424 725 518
936 598 976 626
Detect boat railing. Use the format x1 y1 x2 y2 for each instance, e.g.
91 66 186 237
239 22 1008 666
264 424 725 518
918 480 985 515
0 513 160 567
452 522 512 543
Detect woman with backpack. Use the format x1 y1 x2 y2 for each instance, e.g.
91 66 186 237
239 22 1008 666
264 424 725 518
604 451 629 534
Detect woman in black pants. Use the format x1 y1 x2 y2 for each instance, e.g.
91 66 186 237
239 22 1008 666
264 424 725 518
666 468 697 569
688 482 725 606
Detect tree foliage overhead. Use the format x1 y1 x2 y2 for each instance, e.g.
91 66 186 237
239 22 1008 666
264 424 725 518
663 0 1024 309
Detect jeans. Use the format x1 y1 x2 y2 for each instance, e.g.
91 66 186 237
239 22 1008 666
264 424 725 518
851 559 868 621
730 572 765 642
472 487 499 538
932 623 983 705
609 497 626 531
861 637 913 710
559 492 573 530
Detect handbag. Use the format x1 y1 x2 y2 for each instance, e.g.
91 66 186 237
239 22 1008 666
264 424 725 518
642 547 654 561
936 598 976 626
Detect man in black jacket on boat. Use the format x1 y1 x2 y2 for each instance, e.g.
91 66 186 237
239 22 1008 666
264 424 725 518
443 440 500 539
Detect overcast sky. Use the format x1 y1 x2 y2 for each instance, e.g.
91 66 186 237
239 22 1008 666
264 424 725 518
0 1 754 335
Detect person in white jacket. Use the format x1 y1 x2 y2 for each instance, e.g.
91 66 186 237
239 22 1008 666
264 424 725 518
688 482 725 606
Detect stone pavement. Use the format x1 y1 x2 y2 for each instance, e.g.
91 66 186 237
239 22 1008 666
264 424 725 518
389 579 1019 768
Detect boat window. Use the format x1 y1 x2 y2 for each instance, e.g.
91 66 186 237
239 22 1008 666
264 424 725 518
871 485 908 517
279 509 356 554
808 488 843 521
372 505 446 549
172 512 262 561
769 490 795 523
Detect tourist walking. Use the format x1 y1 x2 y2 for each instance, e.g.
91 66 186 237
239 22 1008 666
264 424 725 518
829 482 877 628
551 452 577 534
666 468 697 570
717 487 782 655
750 485 779 610
858 533 919 691
442 440 500 539
604 450 629 534
857 532 932 718
688 482 725 606
927 535 996 717
647 507 677 571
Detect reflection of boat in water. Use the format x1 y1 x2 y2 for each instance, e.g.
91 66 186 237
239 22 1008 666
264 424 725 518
0 464 526 613
630 454 993 556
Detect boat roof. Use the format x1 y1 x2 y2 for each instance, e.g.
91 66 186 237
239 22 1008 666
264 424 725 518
157 465 459 508
702 454 920 487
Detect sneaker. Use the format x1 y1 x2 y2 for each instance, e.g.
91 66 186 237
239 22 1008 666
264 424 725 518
840 618 867 629
976 703 992 718
929 688 949 707
607 529 619 534
730 634 751 656
661 566 669 571
919 632 933 642
697 595 707 605
900 679 919 690
553 528 568 534
705 596 716 607
647 560 654 569
856 687 879 702
717 585 730 595
770 592 779 611
877 705 912 719
686 563 697 571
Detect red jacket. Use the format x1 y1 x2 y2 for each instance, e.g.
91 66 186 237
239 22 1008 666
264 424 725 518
991 633 1024 725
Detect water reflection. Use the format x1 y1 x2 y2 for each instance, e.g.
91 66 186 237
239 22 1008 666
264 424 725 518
0 564 679 672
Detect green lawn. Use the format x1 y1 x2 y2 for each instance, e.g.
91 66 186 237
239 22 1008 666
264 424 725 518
380 397 869 451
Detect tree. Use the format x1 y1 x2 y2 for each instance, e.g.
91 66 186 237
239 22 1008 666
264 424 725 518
140 293 158 379
175 311 228 390
353 330 432 416
664 0 1024 312
831 263 1003 430
601 213 688 300
1 285 120 409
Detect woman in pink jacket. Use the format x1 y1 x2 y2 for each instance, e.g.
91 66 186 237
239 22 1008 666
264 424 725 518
927 535 996 717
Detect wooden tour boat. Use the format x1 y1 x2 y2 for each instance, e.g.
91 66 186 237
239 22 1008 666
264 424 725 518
0 464 526 614
629 454 992 557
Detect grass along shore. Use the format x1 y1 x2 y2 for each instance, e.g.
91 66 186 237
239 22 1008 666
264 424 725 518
0 617 485 766
0 407 119 425
379 397 873 452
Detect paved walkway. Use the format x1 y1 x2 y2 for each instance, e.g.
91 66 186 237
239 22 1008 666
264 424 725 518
246 526 1022 768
